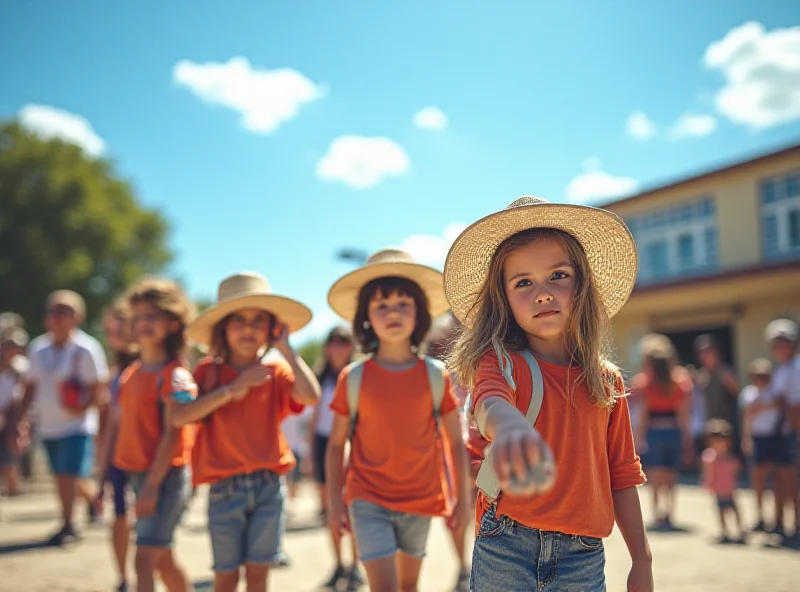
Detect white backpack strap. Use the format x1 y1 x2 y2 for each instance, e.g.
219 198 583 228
475 350 544 501
424 357 446 432
346 360 367 440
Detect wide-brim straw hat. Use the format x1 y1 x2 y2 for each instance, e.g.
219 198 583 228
443 196 638 327
328 248 450 321
187 272 312 346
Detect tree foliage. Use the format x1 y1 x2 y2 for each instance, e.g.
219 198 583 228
0 121 173 337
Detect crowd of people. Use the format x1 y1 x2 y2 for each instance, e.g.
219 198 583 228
0 195 798 592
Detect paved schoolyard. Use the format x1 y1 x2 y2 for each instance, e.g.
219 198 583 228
0 477 798 591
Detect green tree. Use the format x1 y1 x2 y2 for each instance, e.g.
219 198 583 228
0 121 173 337
297 337 323 369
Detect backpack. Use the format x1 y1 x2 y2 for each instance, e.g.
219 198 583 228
345 356 446 441
472 350 545 502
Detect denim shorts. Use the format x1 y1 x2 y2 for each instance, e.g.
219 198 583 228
471 506 606 592
644 427 682 469
128 465 191 548
42 433 94 478
349 499 432 563
208 470 286 573
752 434 796 466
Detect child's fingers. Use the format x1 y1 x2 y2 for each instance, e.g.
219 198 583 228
508 438 530 485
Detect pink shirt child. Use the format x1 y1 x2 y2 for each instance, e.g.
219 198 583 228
701 448 737 497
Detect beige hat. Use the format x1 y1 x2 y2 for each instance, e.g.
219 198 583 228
747 357 773 377
764 318 798 343
47 290 86 321
443 196 638 327
327 248 450 322
186 272 312 346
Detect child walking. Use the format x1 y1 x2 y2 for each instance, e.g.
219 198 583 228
446 197 652 591
325 248 471 592
173 272 321 592
702 419 745 543
111 278 196 592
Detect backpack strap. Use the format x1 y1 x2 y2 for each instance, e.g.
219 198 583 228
346 359 368 441
475 350 544 501
424 356 446 434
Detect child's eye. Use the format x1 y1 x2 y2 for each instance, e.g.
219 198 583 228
551 271 570 280
514 278 532 289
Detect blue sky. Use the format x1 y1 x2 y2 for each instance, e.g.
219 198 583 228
2 1 799 344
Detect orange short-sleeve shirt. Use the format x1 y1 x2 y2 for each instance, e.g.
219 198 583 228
468 350 646 539
113 360 197 472
330 358 457 516
631 372 691 414
189 357 302 486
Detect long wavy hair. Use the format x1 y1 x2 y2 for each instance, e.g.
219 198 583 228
449 228 620 408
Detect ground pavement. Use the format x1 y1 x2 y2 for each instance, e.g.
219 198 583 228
1 477 798 591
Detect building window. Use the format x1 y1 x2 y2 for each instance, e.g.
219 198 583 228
760 172 800 260
626 196 718 284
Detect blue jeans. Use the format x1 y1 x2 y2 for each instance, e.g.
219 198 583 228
349 499 432 563
128 465 191 548
208 470 286 573
471 506 606 591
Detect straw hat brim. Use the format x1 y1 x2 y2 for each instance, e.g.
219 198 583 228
328 262 450 322
443 202 638 328
186 293 312 347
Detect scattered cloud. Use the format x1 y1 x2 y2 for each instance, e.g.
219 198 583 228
625 110 657 140
316 136 410 189
565 157 639 204
704 21 800 129
668 112 718 140
18 104 105 156
401 222 468 269
412 106 449 131
173 56 326 134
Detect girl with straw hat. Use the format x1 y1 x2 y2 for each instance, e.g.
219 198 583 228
446 197 652 591
172 271 321 592
325 248 471 592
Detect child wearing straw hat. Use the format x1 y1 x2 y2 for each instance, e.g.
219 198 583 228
325 248 471 592
172 271 320 592
446 197 651 591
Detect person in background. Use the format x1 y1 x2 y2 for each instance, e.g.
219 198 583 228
701 419 745 544
685 364 707 470
764 318 800 543
9 290 109 546
694 334 740 456
0 328 30 496
282 404 313 510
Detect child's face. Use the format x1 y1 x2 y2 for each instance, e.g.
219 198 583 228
103 313 129 353
770 337 796 364
326 336 353 369
751 374 770 389
710 435 730 454
502 239 575 342
132 301 176 350
225 308 271 359
697 346 720 369
368 290 417 346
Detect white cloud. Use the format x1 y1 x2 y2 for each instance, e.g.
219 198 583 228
668 112 718 140
173 56 325 134
625 110 657 140
703 22 800 129
565 157 639 204
18 104 105 156
316 136 410 190
412 106 449 131
401 222 468 269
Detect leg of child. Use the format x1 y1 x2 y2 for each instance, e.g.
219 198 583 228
715 499 728 539
156 549 191 592
396 553 424 592
751 464 768 527
213 569 240 592
112 515 131 586
364 556 398 592
774 467 789 533
730 498 744 540
244 564 269 592
394 512 431 592
2 465 20 496
134 547 163 592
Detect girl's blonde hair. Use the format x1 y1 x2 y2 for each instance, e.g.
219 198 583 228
126 277 195 362
449 228 620 408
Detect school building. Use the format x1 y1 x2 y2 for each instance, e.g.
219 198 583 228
604 142 800 379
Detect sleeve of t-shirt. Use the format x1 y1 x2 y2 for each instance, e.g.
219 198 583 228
607 375 647 491
25 348 41 385
329 366 351 417
469 350 518 417
77 344 109 385
271 360 301 417
167 365 198 404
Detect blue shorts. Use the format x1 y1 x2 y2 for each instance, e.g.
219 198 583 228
107 463 128 517
349 499 432 563
128 465 191 548
42 434 94 478
645 427 682 469
472 506 606 592
208 470 286 573
752 434 796 466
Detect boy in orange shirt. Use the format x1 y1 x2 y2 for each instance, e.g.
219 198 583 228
325 249 471 592
172 272 320 592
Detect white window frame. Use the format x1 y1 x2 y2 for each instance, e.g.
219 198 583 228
761 193 800 258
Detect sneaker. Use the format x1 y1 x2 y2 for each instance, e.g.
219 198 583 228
770 524 785 537
47 524 81 547
716 534 733 545
454 569 470 592
88 499 103 525
346 566 366 591
323 564 347 589
116 582 129 592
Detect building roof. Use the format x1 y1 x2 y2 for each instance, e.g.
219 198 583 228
602 142 800 210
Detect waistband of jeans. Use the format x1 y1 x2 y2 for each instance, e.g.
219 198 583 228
216 469 279 489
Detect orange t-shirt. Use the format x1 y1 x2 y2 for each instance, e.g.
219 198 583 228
468 350 646 539
330 358 458 516
113 360 197 472
631 372 691 414
190 357 302 486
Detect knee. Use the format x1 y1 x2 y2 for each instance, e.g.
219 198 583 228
215 569 240 591
135 548 160 573
399 585 418 592
245 563 268 585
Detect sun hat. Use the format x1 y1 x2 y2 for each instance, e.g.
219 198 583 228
327 248 450 322
47 290 86 321
764 318 798 344
186 272 312 347
747 357 773 377
443 196 638 327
